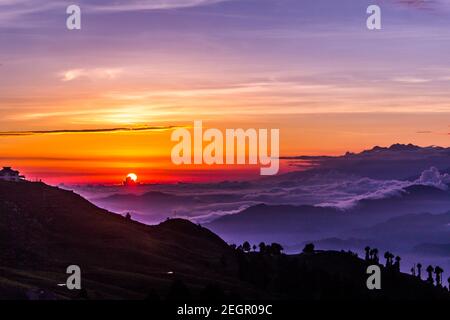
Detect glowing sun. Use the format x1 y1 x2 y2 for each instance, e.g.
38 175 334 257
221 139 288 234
126 173 138 182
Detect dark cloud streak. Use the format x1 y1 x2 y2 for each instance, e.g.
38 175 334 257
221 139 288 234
0 125 177 137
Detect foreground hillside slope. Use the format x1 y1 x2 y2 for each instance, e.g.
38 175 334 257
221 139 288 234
0 181 448 300
0 180 242 299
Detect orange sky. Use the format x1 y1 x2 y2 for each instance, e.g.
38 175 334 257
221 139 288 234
1 113 449 184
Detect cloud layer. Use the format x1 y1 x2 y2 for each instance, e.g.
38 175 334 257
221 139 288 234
0 0 231 19
88 0 232 12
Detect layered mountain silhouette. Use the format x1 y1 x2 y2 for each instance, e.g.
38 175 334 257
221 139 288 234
1 180 449 300
86 144 450 227
283 143 450 180
206 184 450 246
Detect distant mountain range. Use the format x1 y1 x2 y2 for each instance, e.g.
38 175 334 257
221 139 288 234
206 184 450 246
84 144 450 226
281 143 450 180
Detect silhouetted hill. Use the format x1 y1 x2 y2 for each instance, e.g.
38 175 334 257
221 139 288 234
0 181 448 300
234 249 449 300
0 180 242 299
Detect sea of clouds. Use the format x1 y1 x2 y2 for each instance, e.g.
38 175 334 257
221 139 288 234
68 166 450 224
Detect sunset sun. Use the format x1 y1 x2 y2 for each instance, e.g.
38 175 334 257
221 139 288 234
126 173 138 182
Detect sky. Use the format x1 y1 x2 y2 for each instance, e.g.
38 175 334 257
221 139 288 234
1 0 450 184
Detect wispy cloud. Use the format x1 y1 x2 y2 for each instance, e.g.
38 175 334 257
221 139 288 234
391 0 450 12
104 81 337 101
60 68 123 82
392 73 450 84
0 0 232 25
88 0 232 12
0 0 63 25
392 76 432 84
0 125 176 137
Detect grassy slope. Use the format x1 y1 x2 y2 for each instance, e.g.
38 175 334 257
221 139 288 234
0 181 247 299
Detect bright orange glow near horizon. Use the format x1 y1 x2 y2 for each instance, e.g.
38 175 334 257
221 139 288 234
1 113 450 185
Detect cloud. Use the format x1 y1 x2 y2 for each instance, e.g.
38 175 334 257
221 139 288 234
0 0 233 28
88 0 232 12
0 0 232 25
317 178 411 209
0 0 60 25
390 0 450 12
0 125 176 136
176 204 252 223
393 0 436 8
319 167 450 209
392 77 432 84
69 165 450 223
414 166 450 190
61 68 123 82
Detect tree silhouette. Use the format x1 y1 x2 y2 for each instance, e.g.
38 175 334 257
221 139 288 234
125 212 132 220
434 266 443 287
269 243 283 255
385 251 394 268
426 265 434 284
364 246 371 261
258 242 266 254
417 263 422 279
372 248 379 264
369 249 374 261
242 241 251 252
302 243 315 254
384 251 392 267
252 244 257 252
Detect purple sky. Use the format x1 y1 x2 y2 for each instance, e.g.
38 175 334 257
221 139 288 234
1 1 449 131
